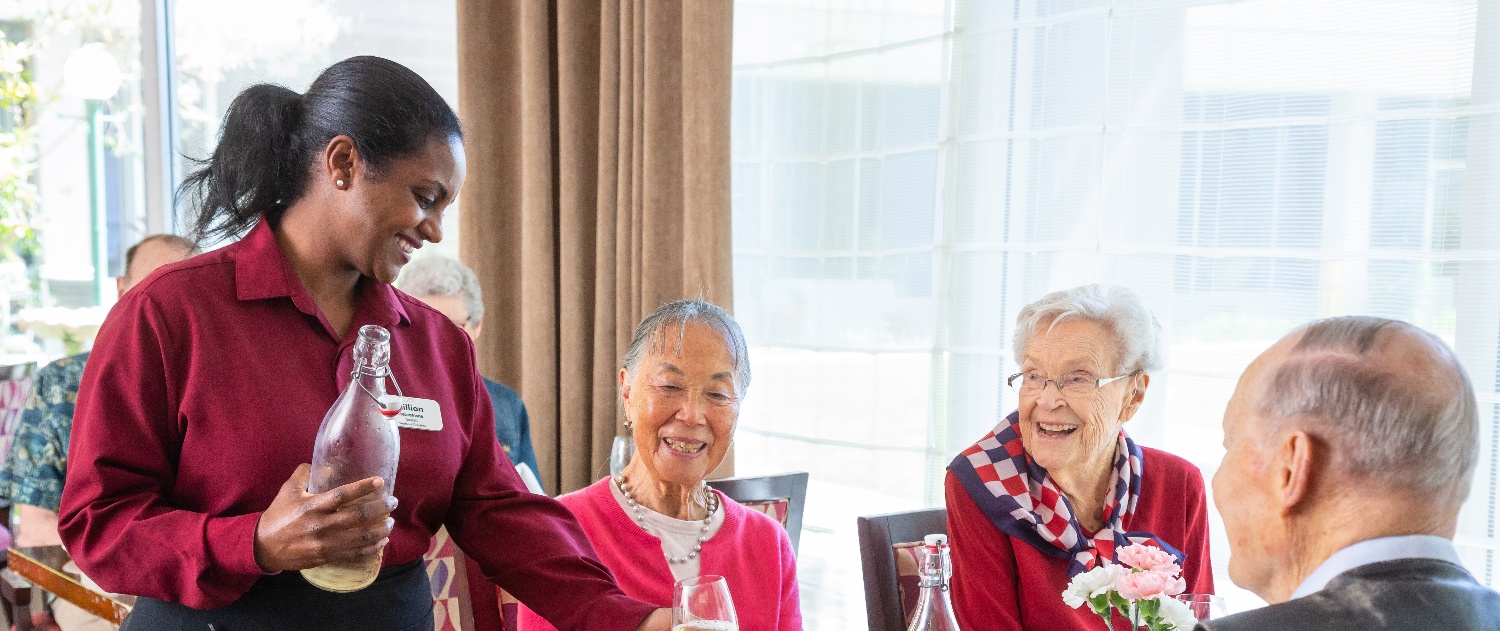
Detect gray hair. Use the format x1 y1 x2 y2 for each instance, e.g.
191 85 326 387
396 256 484 324
622 299 751 395
1257 316 1478 503
1012 284 1163 374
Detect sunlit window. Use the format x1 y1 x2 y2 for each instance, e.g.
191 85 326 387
731 0 1492 624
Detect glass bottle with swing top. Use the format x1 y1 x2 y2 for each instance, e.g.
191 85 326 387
906 534 961 631
302 324 404 593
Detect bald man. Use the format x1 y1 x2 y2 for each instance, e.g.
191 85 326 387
1203 316 1500 631
0 234 197 630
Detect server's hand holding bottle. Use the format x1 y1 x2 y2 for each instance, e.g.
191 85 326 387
252 463 395 575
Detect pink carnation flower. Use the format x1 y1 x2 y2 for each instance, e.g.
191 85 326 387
1117 543 1179 572
1115 569 1187 601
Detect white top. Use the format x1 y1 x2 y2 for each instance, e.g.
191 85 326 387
609 478 725 582
1289 534 1462 600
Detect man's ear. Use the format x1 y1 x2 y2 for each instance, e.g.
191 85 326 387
1277 430 1317 516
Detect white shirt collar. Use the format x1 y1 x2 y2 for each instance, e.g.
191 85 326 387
1290 535 1461 600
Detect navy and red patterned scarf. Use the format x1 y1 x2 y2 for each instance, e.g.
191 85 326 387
948 411 1183 577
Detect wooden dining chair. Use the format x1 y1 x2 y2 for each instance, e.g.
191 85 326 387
707 471 809 554
857 508 948 631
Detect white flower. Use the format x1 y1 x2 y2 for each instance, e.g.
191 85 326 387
1062 564 1126 609
1155 596 1198 631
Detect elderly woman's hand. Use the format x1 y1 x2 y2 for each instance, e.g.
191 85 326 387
252 463 396 573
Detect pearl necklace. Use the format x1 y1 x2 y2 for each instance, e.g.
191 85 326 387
613 474 718 565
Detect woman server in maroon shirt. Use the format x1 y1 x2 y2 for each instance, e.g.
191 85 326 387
57 56 671 631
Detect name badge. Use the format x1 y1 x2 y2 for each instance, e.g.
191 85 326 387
395 397 443 431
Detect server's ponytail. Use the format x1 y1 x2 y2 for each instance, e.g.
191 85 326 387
178 56 462 245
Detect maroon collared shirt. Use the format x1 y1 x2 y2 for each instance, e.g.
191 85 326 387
59 220 653 629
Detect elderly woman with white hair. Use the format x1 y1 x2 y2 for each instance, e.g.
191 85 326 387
519 299 802 631
946 285 1213 630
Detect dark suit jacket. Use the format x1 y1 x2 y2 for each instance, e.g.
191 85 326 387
1197 558 1500 631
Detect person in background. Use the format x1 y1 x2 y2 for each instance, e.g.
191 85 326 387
0 234 198 631
1202 316 1500 631
396 256 542 493
519 299 802 631
945 284 1213 630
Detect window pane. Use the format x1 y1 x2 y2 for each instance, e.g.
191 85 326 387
4 3 148 322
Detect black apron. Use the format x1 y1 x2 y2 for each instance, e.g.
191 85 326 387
120 560 433 631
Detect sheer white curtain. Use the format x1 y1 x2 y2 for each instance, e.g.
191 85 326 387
731 0 1499 625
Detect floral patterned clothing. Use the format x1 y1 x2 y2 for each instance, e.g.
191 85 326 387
0 352 90 511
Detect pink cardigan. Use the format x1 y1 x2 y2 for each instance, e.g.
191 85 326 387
518 478 802 631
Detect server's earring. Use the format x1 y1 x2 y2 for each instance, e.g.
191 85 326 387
335 179 346 188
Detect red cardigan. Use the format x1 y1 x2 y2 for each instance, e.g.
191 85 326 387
519 478 802 631
945 446 1213 631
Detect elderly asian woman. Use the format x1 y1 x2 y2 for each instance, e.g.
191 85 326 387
520 300 802 631
946 285 1213 630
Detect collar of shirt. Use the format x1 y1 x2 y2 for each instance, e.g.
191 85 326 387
232 216 410 334
1290 534 1461 600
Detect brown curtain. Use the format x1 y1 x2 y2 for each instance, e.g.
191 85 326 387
456 0 734 495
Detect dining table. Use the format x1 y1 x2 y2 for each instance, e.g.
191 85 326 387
3 545 132 629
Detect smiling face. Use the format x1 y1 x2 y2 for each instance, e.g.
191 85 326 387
1213 337 1294 598
619 321 741 488
1016 318 1145 478
335 135 465 285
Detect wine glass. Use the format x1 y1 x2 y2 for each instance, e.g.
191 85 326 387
609 434 635 478
1175 593 1227 621
673 575 738 631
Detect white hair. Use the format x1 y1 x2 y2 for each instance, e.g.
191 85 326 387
622 299 751 395
396 256 484 324
1012 284 1163 374
1257 316 1478 503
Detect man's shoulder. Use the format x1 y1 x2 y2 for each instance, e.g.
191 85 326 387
1200 559 1500 631
1194 597 1326 631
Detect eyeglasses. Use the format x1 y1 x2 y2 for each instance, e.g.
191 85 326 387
1006 370 1141 397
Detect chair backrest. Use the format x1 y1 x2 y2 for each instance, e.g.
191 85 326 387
707 471 809 554
424 527 475 631
857 508 948 631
